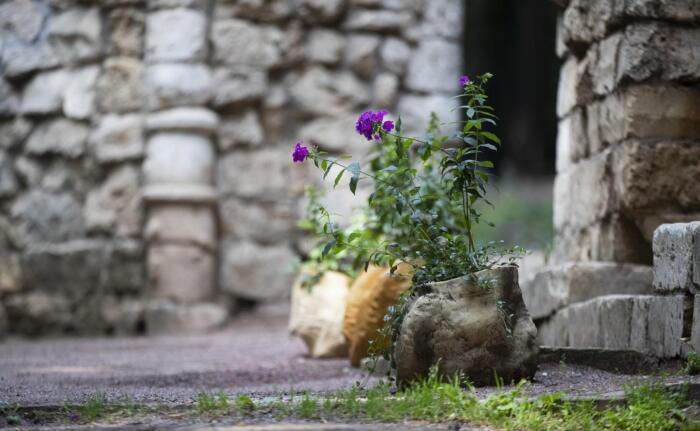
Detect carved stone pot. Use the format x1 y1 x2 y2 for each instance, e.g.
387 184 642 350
394 266 539 387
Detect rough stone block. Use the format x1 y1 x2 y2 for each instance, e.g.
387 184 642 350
613 140 700 213
100 297 144 335
553 149 613 231
106 7 145 57
217 110 263 150
148 244 215 303
692 295 700 352
557 55 593 118
555 108 588 172
20 240 104 298
396 93 459 136
0 0 44 43
344 9 412 32
523 262 653 320
372 72 399 109
145 107 219 134
1 43 59 80
90 114 144 163
647 295 684 357
63 66 100 120
653 222 700 293
295 0 346 24
146 204 216 250
0 79 19 117
537 307 570 346
406 39 461 93
5 293 72 335
211 19 281 68
212 66 267 109
616 23 700 85
539 294 683 357
96 57 144 113
0 118 31 150
588 86 700 152
145 63 212 110
0 303 7 336
305 29 345 66
553 214 651 265
144 300 227 335
11 190 85 245
219 198 298 244
220 241 296 302
0 150 18 198
25 118 88 158
417 0 463 40
379 37 411 75
344 34 380 79
144 132 214 186
0 253 22 293
218 0 293 22
84 165 142 237
47 7 102 64
20 69 69 115
218 147 312 199
289 66 369 117
105 239 145 294
298 114 362 153
146 8 207 62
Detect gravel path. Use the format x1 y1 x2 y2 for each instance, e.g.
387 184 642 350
0 306 696 408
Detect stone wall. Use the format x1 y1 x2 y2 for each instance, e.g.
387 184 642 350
0 0 463 336
523 0 700 357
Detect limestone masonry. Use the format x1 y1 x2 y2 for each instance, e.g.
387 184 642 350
0 0 463 335
526 0 700 357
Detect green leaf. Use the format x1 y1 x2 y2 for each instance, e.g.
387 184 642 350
322 239 336 258
395 116 402 134
333 168 345 188
347 161 361 195
481 131 501 145
338 154 353 160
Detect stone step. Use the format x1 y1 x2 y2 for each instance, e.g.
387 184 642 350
537 294 684 358
522 262 653 320
653 222 700 294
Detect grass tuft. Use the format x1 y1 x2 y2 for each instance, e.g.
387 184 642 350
195 391 230 415
77 393 107 421
686 352 700 375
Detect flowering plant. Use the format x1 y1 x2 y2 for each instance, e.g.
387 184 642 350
294 73 521 288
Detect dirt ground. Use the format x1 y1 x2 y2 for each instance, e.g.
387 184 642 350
0 304 697 409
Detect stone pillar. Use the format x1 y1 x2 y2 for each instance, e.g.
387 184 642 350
526 0 700 356
142 0 226 334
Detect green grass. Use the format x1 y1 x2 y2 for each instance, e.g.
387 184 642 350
77 393 107 421
282 368 692 431
4 369 695 430
195 391 230 415
686 352 700 375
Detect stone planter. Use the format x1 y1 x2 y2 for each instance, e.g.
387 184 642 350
394 266 538 387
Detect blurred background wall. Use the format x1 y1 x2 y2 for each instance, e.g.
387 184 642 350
0 0 558 337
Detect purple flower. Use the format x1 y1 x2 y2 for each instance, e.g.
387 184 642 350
292 142 309 163
355 110 392 141
459 75 471 87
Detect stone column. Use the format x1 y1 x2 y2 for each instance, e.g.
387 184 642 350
142 0 226 334
526 0 700 357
